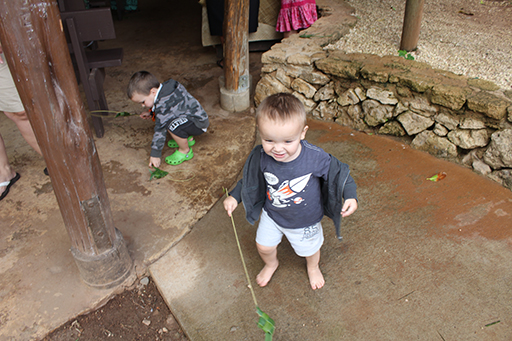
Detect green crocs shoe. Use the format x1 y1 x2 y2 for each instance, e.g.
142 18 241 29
165 149 194 165
167 136 195 148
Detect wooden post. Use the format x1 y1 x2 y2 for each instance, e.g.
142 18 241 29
220 0 250 112
399 0 424 51
0 0 132 289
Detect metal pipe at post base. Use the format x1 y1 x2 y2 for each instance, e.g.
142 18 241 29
72 228 133 289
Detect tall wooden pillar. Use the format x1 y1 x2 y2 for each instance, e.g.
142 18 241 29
220 0 250 112
0 0 132 289
399 0 424 51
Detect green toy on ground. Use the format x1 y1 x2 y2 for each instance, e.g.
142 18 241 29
224 189 276 340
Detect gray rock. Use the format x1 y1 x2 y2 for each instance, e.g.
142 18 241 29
314 83 335 101
461 149 484 167
409 96 437 117
354 87 366 101
261 49 286 64
299 70 331 85
394 102 409 117
366 88 398 105
283 64 315 79
378 121 406 136
292 92 317 113
433 123 448 137
435 111 460 130
483 129 512 169
472 159 492 176
411 130 458 158
362 99 394 127
345 104 369 131
397 111 435 135
291 78 317 99
287 53 314 66
261 63 279 73
276 68 292 88
447 129 489 149
337 89 360 106
254 74 292 106
431 84 468 110
467 91 510 120
459 114 486 130
313 101 338 120
315 57 360 79
488 169 512 190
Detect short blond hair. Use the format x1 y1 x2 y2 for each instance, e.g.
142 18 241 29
256 93 307 126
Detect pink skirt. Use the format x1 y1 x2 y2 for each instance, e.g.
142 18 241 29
276 0 317 33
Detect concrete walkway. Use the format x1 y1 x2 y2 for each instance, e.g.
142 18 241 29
151 119 512 340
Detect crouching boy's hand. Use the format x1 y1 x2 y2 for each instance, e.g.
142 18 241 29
149 156 161 168
223 196 238 217
341 198 358 217
140 111 152 120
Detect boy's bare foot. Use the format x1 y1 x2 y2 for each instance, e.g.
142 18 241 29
307 265 325 290
256 263 279 287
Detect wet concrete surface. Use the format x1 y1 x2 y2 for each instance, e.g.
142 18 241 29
151 120 512 340
1 0 512 340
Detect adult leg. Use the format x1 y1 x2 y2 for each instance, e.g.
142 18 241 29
283 29 298 38
0 133 17 194
3 111 42 155
306 249 325 290
256 243 279 287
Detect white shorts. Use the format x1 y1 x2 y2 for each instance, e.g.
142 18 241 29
0 54 24 113
256 209 324 257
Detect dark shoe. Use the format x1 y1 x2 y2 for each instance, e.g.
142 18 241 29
44 167 49 176
0 172 20 201
216 58 224 69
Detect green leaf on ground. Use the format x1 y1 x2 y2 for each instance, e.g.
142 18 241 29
149 167 169 180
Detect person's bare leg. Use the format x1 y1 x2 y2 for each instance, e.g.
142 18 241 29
3 111 42 155
306 250 325 290
0 134 16 193
283 30 298 38
256 243 279 287
169 132 191 155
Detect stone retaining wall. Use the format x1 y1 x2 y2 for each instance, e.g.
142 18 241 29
254 0 512 190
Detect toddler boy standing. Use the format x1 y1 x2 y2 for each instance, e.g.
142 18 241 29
224 93 358 290
127 71 209 167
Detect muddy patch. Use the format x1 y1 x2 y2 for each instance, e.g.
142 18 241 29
103 160 151 196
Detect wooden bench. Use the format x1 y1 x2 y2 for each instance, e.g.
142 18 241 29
60 7 123 137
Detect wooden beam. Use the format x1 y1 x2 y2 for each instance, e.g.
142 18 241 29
400 0 424 51
0 0 132 288
223 0 249 93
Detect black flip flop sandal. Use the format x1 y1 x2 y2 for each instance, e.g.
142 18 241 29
0 172 20 201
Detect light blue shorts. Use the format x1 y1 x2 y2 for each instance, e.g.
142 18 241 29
256 209 324 257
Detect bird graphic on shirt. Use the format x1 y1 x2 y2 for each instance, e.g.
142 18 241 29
265 173 312 208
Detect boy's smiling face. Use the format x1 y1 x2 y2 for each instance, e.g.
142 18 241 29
131 88 158 108
258 116 308 163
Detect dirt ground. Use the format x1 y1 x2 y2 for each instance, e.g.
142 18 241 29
42 278 187 341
